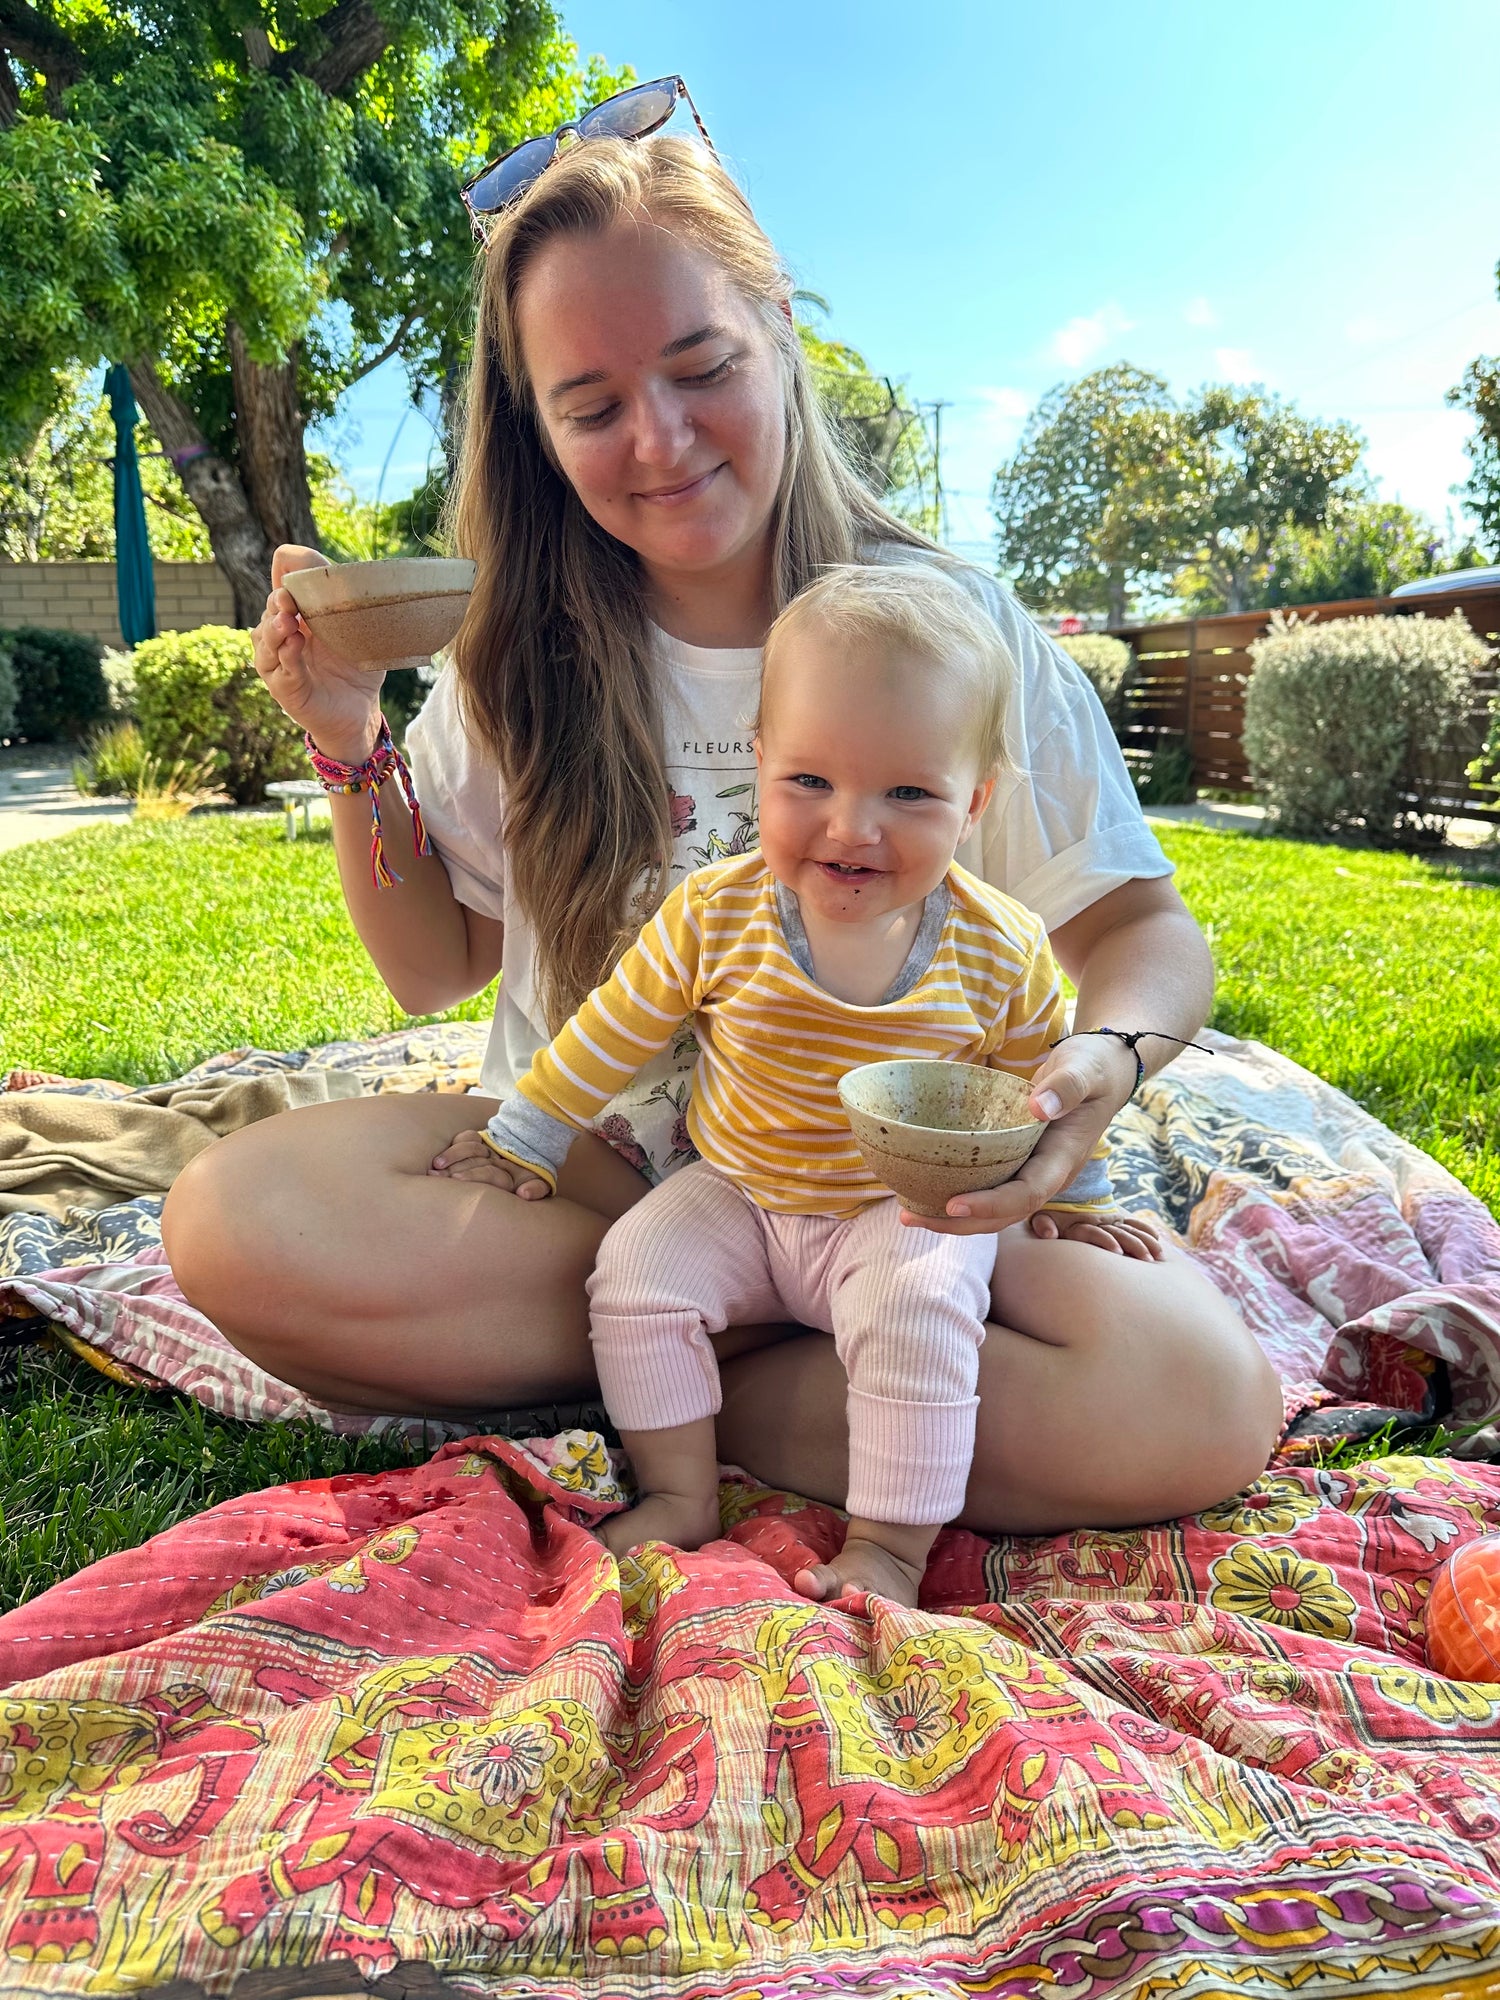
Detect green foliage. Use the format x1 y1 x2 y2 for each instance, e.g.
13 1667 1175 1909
992 366 1176 621
0 641 16 739
798 317 939 536
73 719 215 813
0 623 107 740
1056 632 1133 720
0 369 211 561
0 4 630 553
1265 500 1443 607
1130 736 1196 806
1168 388 1365 614
1447 350 1500 555
132 624 303 804
1470 695 1500 794
996 371 1367 621
1244 611 1491 841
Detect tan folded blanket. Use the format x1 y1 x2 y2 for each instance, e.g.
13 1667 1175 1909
0 1069 364 1217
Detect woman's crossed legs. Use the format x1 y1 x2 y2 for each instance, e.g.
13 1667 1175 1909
162 1091 1283 1533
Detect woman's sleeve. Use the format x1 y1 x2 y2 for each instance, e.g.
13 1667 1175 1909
952 572 1175 933
403 670 508 920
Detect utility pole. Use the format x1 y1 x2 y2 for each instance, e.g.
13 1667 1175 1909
923 399 952 544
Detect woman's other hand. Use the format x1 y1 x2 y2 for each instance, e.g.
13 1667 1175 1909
430 1128 552 1199
251 544 386 764
905 1032 1140 1237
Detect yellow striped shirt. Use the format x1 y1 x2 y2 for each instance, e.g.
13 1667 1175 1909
484 853 1109 1216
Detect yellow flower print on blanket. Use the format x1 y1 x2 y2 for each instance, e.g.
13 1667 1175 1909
1207 1545 1358 1642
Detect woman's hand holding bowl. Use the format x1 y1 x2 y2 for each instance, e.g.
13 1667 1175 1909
913 1031 1144 1240
251 543 386 766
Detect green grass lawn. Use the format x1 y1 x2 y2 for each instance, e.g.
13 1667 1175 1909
0 812 1496 1608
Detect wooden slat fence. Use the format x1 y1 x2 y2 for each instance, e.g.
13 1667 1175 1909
1109 585 1500 822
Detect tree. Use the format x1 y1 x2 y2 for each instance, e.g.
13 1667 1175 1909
990 366 1179 626
1164 387 1364 613
1258 497 1487 610
797 313 940 538
1448 350 1500 556
0 368 210 560
0 2 629 620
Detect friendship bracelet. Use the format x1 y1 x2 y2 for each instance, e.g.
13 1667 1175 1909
1048 1027 1214 1099
304 717 432 889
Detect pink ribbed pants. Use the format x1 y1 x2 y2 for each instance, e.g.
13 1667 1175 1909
586 1162 996 1525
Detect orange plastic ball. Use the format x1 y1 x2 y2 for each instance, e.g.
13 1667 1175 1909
1426 1536 1500 1683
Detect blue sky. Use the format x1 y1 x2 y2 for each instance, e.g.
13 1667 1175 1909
320 0 1500 566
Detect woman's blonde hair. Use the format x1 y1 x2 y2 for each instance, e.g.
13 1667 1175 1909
446 133 937 1028
759 564 1012 776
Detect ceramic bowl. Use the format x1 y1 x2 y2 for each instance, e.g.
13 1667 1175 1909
283 557 477 670
838 1059 1043 1218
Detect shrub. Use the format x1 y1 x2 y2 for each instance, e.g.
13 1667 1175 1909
1470 693 1500 796
0 639 16 739
74 720 216 817
1057 632 1133 721
0 625 108 741
100 646 137 720
132 625 305 805
1244 610 1492 841
1131 734 1196 806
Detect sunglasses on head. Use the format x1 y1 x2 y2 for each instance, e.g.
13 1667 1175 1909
460 75 715 241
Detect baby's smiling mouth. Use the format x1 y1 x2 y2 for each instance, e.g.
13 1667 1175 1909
819 861 881 878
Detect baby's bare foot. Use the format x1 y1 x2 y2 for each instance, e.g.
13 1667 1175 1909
794 1535 926 1609
599 1492 720 1558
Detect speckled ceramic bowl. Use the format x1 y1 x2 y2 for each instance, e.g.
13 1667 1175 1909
283 557 476 670
838 1060 1043 1217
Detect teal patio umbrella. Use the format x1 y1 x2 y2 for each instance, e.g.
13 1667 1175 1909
104 364 156 645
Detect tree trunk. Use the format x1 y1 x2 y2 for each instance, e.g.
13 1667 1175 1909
226 323 320 555
128 356 273 626
1107 569 1127 628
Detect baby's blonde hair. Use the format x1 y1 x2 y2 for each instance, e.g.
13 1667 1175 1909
758 563 1012 773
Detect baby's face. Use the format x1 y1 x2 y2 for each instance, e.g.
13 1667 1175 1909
755 626 994 926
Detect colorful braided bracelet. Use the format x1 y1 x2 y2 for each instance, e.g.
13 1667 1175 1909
304 717 432 889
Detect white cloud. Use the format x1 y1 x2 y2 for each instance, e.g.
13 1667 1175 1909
975 386 1032 419
1185 296 1218 328
1213 347 1255 381
1050 303 1134 368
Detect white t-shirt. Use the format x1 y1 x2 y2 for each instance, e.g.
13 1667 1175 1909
406 553 1171 1181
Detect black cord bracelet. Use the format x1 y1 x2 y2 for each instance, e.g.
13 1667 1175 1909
1047 1027 1214 1099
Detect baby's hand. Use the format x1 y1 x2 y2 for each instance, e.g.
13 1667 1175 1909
429 1128 551 1199
1029 1208 1163 1260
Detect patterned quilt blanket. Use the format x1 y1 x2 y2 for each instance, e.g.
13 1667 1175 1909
0 1026 1499 1996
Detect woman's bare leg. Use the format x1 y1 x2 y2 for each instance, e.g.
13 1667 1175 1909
161 1092 652 1414
716 1225 1284 1535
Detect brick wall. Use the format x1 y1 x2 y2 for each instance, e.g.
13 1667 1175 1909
0 562 237 646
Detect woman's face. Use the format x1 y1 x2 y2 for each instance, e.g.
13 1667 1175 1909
514 213 788 597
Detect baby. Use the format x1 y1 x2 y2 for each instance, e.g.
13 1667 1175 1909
446 564 1157 1606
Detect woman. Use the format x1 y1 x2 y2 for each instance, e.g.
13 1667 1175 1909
162 121 1282 1533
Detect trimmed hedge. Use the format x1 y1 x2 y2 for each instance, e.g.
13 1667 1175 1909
1057 632 1133 722
132 625 305 805
0 626 108 742
1244 610 1492 840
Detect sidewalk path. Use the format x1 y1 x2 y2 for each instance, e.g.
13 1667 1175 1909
0 745 130 854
